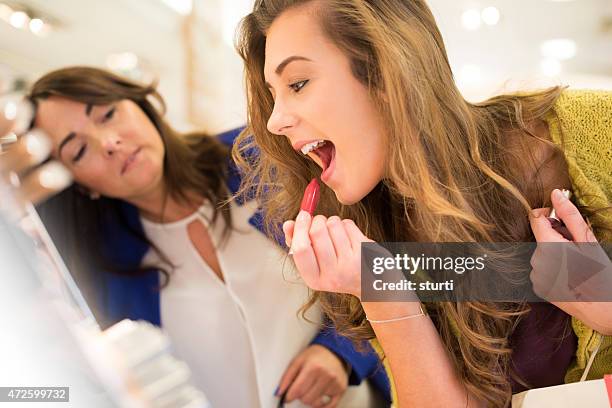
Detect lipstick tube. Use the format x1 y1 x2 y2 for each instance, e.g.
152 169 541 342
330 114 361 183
300 178 320 216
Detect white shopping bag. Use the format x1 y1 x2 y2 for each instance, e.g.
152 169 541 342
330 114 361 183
512 378 611 407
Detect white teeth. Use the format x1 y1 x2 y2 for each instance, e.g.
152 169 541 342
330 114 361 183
300 140 326 155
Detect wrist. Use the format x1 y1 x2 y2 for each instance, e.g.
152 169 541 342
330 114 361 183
316 345 352 377
362 301 423 321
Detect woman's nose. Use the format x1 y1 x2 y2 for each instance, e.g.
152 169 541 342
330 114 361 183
100 131 122 156
267 101 297 135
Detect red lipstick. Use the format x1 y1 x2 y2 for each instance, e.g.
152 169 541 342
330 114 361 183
300 178 320 215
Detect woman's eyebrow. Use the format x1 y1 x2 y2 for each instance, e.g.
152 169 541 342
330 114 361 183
265 55 312 88
58 104 91 158
275 55 312 75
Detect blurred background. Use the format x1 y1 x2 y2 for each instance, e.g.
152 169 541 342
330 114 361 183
1 0 611 134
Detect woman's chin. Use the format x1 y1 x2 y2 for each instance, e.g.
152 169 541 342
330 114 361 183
334 179 381 206
334 189 361 206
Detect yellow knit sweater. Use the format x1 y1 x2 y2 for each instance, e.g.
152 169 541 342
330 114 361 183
373 89 612 404
544 89 612 383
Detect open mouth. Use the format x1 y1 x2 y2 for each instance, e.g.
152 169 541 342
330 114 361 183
300 139 335 172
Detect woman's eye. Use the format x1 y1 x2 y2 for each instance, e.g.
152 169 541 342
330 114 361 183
289 80 308 93
72 144 88 163
103 106 116 122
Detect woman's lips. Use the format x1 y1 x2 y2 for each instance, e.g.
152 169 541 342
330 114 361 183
121 147 141 175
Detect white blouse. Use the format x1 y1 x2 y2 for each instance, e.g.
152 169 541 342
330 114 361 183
140 201 375 407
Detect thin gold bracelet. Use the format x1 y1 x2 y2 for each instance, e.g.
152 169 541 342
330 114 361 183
366 304 426 324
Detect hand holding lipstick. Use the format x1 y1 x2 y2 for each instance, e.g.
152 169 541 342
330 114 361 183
284 179 372 299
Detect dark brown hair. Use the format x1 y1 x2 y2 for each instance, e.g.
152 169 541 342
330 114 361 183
28 66 232 325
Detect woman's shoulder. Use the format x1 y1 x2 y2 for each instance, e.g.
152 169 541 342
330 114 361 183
544 89 612 146
551 88 612 114
507 88 612 200
184 127 244 148
565 316 612 382
542 88 612 241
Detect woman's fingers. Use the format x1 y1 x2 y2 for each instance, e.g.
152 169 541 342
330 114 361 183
299 376 330 406
0 130 52 175
290 214 370 298
530 207 549 218
326 216 352 255
529 207 564 243
0 96 34 137
291 211 321 288
550 189 597 242
283 367 316 403
342 219 370 248
309 214 338 268
283 220 295 248
276 352 303 400
0 130 70 205
530 189 598 243
16 162 72 205
317 381 344 408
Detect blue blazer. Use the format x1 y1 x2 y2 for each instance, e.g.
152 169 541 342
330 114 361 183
98 128 390 402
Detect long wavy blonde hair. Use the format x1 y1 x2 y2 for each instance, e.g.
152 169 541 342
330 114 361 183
234 1 571 406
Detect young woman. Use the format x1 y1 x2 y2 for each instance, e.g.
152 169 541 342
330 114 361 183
233 0 612 406
25 66 390 408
